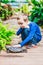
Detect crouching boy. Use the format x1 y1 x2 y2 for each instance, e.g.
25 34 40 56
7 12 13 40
14 15 42 48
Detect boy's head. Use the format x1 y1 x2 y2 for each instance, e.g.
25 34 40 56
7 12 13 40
17 15 28 28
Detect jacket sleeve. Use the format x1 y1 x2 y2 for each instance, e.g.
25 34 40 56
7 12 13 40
20 25 37 47
16 28 22 35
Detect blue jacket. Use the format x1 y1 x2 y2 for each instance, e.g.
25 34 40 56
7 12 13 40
17 22 42 47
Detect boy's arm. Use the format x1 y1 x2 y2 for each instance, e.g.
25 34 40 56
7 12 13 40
16 28 22 35
20 25 37 47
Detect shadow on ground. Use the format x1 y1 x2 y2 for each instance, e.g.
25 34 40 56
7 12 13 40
0 54 24 58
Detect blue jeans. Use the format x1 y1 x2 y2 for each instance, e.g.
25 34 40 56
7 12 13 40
21 28 38 45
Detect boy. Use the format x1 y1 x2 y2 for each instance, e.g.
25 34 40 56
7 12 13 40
14 15 42 48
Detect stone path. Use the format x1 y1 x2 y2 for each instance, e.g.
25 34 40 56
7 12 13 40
0 18 43 65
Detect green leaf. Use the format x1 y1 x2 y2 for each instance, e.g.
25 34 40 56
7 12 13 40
33 17 39 23
0 22 15 51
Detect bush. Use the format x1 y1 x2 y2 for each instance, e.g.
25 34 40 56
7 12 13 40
0 22 16 51
0 3 13 20
21 4 29 15
28 0 43 26
14 4 29 16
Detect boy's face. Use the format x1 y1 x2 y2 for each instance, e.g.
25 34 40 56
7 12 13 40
17 17 28 28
